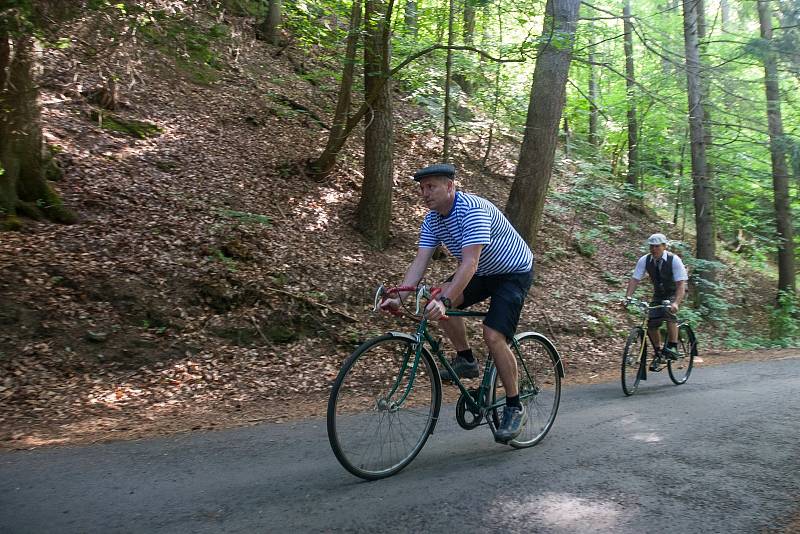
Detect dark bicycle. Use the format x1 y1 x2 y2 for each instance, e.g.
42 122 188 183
327 284 564 480
621 299 698 396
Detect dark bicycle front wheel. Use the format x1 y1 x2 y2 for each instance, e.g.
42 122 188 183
621 327 645 396
327 334 441 480
668 324 696 385
489 332 562 448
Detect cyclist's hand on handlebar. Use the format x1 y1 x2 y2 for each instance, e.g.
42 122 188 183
668 302 679 314
379 296 402 315
424 298 447 321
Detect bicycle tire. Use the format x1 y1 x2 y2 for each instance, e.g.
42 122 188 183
327 333 441 480
621 327 645 396
668 324 696 385
488 332 562 448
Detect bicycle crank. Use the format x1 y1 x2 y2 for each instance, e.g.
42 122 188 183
455 388 484 430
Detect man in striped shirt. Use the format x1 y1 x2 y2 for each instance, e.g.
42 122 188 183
380 163 534 443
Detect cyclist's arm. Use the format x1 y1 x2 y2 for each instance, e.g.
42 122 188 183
399 247 437 297
672 280 686 308
624 277 640 299
443 244 482 302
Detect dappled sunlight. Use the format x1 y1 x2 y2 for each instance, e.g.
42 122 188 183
490 492 623 530
295 187 352 231
631 432 663 443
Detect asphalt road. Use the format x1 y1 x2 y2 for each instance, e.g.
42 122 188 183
2 355 799 533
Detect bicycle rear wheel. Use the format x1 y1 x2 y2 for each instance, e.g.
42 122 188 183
327 334 441 480
621 327 645 396
668 324 696 385
489 332 562 448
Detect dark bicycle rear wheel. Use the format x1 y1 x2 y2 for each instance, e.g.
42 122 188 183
327 334 441 480
621 327 645 396
668 324 696 385
488 332 562 448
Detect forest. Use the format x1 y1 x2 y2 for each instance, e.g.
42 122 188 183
0 0 797 445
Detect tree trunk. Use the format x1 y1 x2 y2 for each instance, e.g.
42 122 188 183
307 0 362 177
404 0 418 36
258 0 283 46
697 0 716 250
0 33 75 230
443 0 455 159
505 0 581 248
588 46 599 147
623 0 638 188
463 0 476 45
682 0 716 289
758 0 796 294
356 0 393 249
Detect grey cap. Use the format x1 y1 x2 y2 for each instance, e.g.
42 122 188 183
647 233 669 245
413 163 455 181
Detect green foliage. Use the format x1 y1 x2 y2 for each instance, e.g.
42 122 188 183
137 11 230 84
769 290 800 343
208 246 238 272
217 209 272 226
574 229 600 257
96 113 162 139
220 0 267 17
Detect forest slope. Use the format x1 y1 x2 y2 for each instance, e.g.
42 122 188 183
0 11 784 448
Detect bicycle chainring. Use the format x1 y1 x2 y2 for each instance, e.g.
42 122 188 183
455 388 484 430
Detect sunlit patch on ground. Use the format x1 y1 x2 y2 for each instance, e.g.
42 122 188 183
630 432 662 443
490 492 623 531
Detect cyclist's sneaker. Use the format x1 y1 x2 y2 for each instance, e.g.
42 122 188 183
495 405 527 443
661 346 679 360
439 355 479 381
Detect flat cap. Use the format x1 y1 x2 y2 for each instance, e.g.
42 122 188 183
412 163 456 181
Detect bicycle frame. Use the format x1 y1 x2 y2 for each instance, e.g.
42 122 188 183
386 309 535 417
375 283 540 417
628 299 684 375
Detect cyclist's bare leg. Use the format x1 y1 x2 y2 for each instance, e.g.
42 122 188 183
667 320 678 343
647 326 662 354
440 316 469 351
484 324 518 397
436 283 469 351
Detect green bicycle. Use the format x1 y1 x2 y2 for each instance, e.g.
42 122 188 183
621 299 698 396
327 284 564 480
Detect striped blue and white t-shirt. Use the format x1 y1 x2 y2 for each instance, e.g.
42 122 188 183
419 191 533 276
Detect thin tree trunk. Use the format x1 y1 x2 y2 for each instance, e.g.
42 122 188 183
463 0 476 45
758 0 796 294
259 0 283 46
506 0 581 248
356 0 394 249
697 0 716 247
443 0 455 159
308 0 362 177
623 0 638 188
404 0 418 36
588 46 599 147
682 0 716 290
673 131 687 225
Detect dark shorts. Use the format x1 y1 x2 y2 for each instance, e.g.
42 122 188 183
648 295 677 328
448 267 534 340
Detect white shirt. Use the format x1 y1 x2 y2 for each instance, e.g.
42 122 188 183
631 251 688 282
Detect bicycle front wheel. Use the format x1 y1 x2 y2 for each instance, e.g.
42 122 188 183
490 332 562 448
621 327 645 396
668 324 696 385
327 334 441 480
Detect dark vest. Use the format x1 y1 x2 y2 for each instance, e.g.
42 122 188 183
645 253 676 300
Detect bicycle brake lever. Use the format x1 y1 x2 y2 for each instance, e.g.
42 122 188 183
373 285 385 312
415 285 429 315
